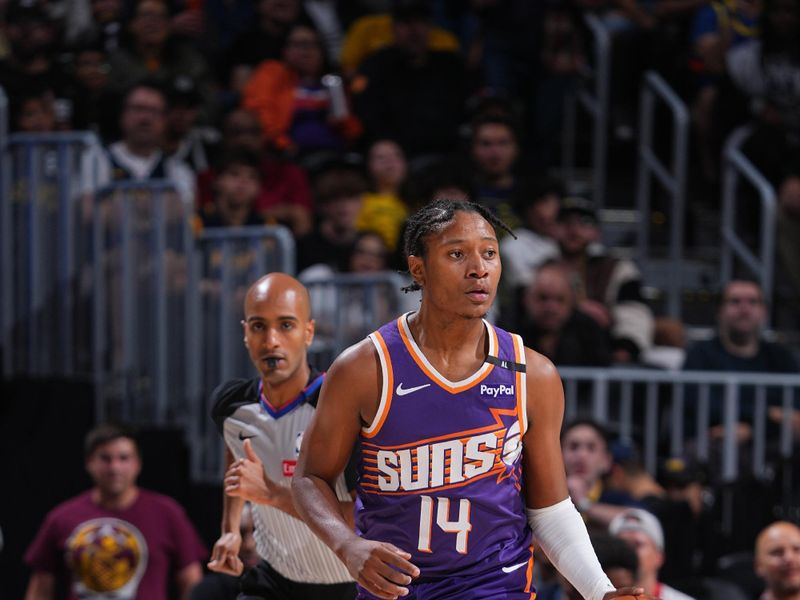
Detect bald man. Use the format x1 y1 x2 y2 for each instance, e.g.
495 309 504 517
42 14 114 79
755 521 800 600
208 274 357 600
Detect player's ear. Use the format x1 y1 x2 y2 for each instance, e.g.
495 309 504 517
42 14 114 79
241 320 248 346
408 254 425 288
305 318 315 347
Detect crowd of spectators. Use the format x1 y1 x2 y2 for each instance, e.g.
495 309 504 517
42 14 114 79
4 1 800 598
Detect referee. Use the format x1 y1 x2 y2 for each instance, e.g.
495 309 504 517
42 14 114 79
208 273 356 600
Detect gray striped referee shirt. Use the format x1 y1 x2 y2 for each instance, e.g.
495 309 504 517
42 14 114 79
211 370 354 584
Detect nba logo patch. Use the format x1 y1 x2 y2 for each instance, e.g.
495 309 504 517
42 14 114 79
295 431 304 456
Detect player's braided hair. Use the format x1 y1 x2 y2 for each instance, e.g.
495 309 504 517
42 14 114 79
401 198 515 293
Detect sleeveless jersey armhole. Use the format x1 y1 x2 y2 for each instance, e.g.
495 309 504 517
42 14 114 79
362 331 393 438
511 334 528 435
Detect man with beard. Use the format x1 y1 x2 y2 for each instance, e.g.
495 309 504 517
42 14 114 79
683 279 798 438
755 521 800 600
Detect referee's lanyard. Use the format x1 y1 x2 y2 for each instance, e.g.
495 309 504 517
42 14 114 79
258 373 325 418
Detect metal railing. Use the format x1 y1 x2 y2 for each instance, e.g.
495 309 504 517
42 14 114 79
634 71 689 319
559 367 800 484
721 125 777 317
562 12 611 206
92 181 195 425
1 131 102 377
188 226 296 480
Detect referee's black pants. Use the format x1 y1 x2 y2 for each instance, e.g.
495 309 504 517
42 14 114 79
238 560 356 600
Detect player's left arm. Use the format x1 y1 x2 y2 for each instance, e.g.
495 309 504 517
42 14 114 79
175 561 202 600
521 348 655 600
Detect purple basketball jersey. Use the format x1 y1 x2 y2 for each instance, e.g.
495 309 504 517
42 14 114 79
357 313 534 589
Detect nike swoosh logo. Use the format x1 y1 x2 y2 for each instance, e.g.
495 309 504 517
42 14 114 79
501 561 529 574
395 382 431 396
239 432 257 441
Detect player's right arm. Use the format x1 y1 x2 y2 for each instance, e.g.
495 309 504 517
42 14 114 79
207 445 245 576
24 571 55 600
292 340 419 600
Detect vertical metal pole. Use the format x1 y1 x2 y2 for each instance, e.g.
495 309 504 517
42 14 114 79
645 382 658 475
697 384 710 461
620 381 633 442
670 88 689 319
0 89 12 376
154 189 168 423
27 143 40 373
590 14 610 207
635 83 654 264
120 190 135 419
753 385 766 479
57 142 74 374
721 380 739 482
670 383 684 458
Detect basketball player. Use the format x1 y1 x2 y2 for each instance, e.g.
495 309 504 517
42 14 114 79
292 200 655 600
208 273 356 599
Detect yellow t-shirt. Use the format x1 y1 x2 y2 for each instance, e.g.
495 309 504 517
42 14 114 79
340 14 460 73
355 192 409 251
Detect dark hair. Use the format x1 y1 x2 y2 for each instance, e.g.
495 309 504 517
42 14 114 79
470 113 519 144
123 78 168 108
718 278 765 307
10 81 54 129
217 146 263 177
561 417 610 449
591 533 639 578
401 198 515 292
314 168 368 204
84 422 140 458
514 176 565 215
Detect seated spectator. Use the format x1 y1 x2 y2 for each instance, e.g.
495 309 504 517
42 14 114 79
352 2 468 158
11 82 58 133
24 422 206 600
500 177 563 291
82 80 196 206
754 521 800 600
355 138 410 252
682 279 799 436
66 0 126 52
295 167 367 272
557 197 654 364
107 0 216 121
514 261 612 367
197 148 265 229
469 113 528 229
164 75 221 174
197 108 313 236
562 419 641 532
242 22 361 157
610 508 697 600
65 37 119 141
0 1 70 99
339 1 459 77
554 534 642 600
225 0 306 89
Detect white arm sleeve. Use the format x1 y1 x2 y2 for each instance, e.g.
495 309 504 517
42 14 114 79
526 498 615 600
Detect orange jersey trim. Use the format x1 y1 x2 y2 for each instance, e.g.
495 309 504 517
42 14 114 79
362 331 393 438
396 314 497 394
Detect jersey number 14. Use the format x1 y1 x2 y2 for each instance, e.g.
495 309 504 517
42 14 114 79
417 495 472 554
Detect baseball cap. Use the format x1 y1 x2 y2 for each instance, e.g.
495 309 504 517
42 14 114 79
609 508 664 551
557 196 598 224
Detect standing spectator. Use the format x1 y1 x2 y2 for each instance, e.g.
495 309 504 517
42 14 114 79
24 423 206 600
197 108 314 236
515 262 612 367
355 138 410 252
108 0 216 120
83 81 196 206
754 521 800 600
295 167 366 272
562 419 640 531
557 197 654 364
500 177 563 291
242 22 361 157
352 1 468 158
682 279 799 434
610 508 697 600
